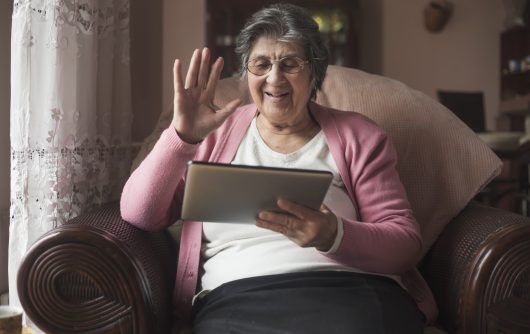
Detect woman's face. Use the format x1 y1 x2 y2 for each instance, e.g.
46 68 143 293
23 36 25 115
247 37 312 126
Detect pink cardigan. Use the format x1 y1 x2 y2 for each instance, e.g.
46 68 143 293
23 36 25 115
120 102 438 323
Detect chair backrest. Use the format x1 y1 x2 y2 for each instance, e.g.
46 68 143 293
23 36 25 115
437 90 486 133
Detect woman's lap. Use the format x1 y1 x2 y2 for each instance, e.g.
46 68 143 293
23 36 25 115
191 271 424 334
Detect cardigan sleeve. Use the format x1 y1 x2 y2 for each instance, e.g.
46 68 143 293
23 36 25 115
326 130 422 274
120 127 199 231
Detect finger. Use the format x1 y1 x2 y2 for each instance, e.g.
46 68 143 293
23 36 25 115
211 98 242 124
185 49 201 89
173 59 184 95
197 48 211 89
256 219 288 235
277 198 311 220
209 99 241 127
320 204 331 214
256 218 309 248
258 210 300 230
203 57 223 96
258 210 283 223
224 98 243 112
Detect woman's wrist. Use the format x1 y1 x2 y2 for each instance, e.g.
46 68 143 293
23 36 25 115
172 120 203 145
317 217 343 253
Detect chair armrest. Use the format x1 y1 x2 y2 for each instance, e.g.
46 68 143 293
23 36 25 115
486 296 530 333
420 202 530 334
17 202 177 334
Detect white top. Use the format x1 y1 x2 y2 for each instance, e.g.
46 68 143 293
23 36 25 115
201 117 367 291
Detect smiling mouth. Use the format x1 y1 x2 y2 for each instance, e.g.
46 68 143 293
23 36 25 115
265 92 289 98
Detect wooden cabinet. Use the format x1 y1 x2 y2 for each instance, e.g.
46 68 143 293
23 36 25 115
205 0 359 78
500 26 530 101
498 26 530 133
496 25 530 215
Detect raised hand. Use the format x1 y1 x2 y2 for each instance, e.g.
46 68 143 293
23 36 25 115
172 48 242 144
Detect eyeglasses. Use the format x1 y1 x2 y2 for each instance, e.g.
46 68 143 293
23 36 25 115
246 56 309 76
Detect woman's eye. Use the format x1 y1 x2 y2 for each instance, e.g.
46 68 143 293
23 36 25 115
281 59 299 67
254 62 270 68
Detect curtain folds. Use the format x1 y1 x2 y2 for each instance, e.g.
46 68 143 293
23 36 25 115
9 0 132 324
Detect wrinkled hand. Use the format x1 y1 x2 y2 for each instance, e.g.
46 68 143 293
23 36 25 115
256 198 338 252
172 48 242 144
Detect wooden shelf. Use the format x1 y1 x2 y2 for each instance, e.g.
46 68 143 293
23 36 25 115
500 26 530 101
500 93 530 114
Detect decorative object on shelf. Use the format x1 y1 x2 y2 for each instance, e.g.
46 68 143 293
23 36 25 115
525 55 530 71
312 9 347 35
505 55 530 74
424 0 453 33
311 8 349 66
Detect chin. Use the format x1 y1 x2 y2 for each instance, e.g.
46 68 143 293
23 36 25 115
260 106 293 119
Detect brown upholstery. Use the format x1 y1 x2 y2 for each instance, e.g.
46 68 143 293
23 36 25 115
17 202 177 334
420 201 530 333
17 201 530 333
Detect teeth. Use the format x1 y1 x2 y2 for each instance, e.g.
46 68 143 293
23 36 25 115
265 92 287 97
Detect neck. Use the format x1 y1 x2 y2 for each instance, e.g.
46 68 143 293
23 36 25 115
255 107 320 154
256 109 317 136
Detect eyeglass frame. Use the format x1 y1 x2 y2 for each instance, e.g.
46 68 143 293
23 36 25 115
246 56 310 76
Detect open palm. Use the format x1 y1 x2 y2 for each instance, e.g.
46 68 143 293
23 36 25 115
172 48 242 144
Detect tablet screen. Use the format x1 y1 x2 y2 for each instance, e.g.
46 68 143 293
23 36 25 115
181 161 333 223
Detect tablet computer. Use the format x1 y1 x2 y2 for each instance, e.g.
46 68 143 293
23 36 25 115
181 161 333 223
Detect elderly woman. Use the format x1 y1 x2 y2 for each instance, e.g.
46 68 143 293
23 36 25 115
121 3 436 333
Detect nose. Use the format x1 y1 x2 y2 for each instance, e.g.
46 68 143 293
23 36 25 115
265 63 286 84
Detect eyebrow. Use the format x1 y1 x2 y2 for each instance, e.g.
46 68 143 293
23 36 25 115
250 53 302 59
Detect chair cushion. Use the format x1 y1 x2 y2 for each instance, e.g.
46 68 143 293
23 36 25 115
132 65 502 255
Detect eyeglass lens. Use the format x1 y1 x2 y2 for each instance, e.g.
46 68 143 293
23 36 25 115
248 57 306 75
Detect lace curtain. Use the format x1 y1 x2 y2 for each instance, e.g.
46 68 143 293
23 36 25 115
9 0 132 321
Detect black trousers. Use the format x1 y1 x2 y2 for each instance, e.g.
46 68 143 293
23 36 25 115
191 271 424 334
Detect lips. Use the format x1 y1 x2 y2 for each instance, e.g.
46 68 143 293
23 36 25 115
265 92 289 98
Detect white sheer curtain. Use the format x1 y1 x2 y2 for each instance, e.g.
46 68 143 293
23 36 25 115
9 0 132 318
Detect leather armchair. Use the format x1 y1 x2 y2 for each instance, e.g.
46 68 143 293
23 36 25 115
16 200 530 333
15 64 530 333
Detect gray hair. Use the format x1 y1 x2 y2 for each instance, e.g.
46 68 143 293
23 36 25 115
235 3 329 100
